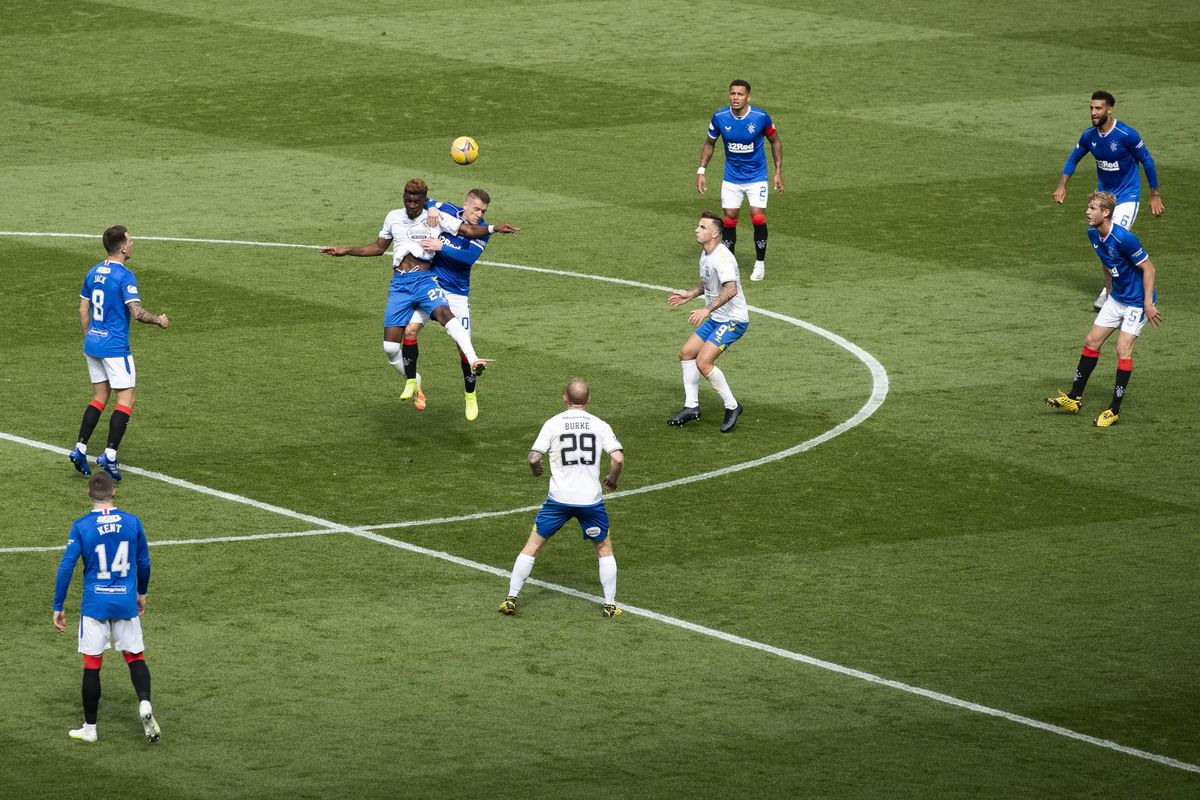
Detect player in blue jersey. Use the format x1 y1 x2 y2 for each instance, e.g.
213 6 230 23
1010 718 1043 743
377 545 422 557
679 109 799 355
320 179 517 404
697 79 783 282
500 379 625 618
53 472 161 743
1053 91 1164 309
402 189 496 421
68 226 170 482
1045 192 1161 428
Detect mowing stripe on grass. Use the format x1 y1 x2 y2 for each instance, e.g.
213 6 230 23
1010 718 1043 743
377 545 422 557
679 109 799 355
0 527 340 554
3 431 1197 775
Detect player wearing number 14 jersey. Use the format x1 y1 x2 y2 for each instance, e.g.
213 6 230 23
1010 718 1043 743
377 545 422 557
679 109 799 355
68 226 169 482
53 472 160 743
500 379 625 618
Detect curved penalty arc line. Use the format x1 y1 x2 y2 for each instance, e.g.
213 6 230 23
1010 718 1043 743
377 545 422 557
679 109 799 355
0 230 889 504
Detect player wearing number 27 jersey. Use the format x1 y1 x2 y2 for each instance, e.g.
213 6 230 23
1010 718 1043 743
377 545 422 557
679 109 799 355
500 380 626 618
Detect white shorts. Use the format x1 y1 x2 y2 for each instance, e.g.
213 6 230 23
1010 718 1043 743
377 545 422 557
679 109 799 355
86 354 136 389
414 291 471 330
78 615 144 656
1094 295 1147 337
1113 201 1139 229
721 180 769 210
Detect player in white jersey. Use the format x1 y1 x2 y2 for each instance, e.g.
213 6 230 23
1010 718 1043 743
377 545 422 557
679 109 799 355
667 211 750 433
500 379 625 618
319 178 518 403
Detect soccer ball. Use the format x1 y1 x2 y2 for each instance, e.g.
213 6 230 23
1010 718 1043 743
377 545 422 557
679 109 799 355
450 136 479 165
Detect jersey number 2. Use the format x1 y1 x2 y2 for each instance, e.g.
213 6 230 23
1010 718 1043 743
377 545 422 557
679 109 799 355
95 540 130 579
561 433 597 466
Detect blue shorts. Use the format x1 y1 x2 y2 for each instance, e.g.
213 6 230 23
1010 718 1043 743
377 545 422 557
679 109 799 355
695 318 749 352
384 271 448 328
533 498 610 541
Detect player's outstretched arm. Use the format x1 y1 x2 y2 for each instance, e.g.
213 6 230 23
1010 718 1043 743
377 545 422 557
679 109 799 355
603 450 624 491
667 285 703 307
528 451 545 477
697 138 716 195
129 301 168 328
320 237 391 257
459 223 519 238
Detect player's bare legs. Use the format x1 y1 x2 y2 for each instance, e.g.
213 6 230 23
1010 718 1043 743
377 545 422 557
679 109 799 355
430 305 489 376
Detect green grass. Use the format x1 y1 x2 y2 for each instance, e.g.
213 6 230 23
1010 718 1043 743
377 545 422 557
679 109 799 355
1 0 1198 797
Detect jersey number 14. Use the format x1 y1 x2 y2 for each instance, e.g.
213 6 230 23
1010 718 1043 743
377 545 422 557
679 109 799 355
95 541 130 579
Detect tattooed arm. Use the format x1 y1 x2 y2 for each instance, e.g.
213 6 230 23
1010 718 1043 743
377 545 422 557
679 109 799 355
128 301 169 328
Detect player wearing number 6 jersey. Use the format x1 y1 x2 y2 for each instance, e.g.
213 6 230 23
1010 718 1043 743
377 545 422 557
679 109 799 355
500 379 625 618
68 226 169 482
53 472 160 744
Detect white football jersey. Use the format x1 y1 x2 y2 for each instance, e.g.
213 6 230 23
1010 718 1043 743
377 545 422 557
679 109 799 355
378 207 463 266
699 243 749 323
532 409 622 506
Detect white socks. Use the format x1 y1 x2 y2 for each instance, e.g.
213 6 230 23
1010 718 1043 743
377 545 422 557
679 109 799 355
508 553 535 597
442 317 479 364
681 359 701 407
704 365 738 410
598 555 617 604
383 341 404 375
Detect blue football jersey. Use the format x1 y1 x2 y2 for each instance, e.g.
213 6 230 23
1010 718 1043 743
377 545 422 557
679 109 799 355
708 105 776 183
1063 121 1158 205
1088 224 1155 306
80 260 141 358
429 200 490 296
54 508 151 620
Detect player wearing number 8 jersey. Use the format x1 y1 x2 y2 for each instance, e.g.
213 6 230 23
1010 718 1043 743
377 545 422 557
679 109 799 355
68 226 169 482
53 472 160 743
500 379 625 618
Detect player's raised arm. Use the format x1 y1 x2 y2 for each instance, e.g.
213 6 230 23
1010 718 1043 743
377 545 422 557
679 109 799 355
320 237 391 257
459 222 519 238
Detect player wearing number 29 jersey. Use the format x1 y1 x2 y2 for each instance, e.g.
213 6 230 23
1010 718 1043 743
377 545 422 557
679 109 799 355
500 380 626 618
532 407 623 506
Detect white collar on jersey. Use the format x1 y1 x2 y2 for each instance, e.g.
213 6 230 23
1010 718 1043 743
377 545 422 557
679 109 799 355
730 106 752 121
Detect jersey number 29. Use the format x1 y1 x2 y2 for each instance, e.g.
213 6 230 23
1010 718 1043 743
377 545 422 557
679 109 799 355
560 433 597 466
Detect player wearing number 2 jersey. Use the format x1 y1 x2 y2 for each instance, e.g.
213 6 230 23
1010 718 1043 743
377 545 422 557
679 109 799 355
68 226 169 482
53 472 161 743
500 379 625 618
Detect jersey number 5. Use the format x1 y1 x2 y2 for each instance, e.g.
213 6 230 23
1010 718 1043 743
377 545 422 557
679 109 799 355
561 433 597 466
95 540 130 580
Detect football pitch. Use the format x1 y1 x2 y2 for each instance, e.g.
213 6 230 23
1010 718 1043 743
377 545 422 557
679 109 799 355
2 0 1198 796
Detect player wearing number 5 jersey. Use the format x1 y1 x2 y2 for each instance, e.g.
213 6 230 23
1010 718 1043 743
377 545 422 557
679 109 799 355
68 226 169 482
53 472 161 744
500 379 625 618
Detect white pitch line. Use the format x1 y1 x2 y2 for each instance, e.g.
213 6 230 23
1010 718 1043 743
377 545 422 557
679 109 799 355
0 527 339 554
4 437 1198 774
5 232 1195 774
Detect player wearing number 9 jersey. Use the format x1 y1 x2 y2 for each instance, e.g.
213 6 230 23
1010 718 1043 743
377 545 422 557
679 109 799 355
68 225 169 483
500 379 625 618
53 471 160 743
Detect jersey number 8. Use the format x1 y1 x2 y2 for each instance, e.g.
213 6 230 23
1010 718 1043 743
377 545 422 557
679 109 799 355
560 433 597 466
91 288 106 321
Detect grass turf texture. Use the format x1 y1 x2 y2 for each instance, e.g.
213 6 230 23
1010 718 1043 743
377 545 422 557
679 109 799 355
1 0 1198 797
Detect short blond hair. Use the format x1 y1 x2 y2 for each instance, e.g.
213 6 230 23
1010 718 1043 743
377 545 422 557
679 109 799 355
404 178 428 196
1088 191 1116 218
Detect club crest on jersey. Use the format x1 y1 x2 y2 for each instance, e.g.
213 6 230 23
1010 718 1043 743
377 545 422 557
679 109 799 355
747 123 757 133
1110 141 1119 152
